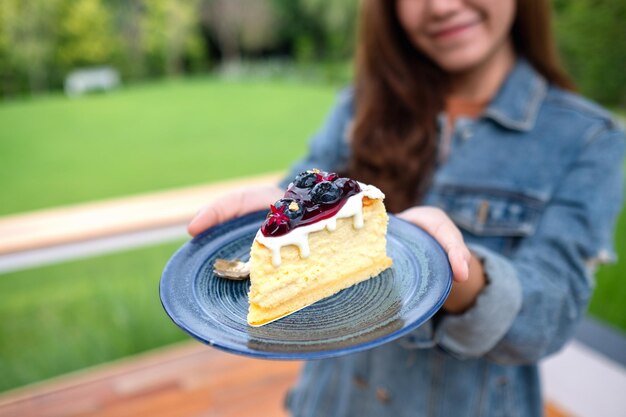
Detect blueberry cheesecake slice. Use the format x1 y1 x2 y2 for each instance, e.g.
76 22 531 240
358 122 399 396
247 169 393 327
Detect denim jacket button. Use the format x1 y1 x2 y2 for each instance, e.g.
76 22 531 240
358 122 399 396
376 387 391 404
353 375 369 389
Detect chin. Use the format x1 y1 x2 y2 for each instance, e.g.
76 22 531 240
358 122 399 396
433 44 492 74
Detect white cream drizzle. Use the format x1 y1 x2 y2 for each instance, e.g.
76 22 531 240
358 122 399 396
255 182 384 267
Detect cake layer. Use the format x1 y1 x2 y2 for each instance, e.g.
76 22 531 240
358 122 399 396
247 198 392 326
248 256 392 326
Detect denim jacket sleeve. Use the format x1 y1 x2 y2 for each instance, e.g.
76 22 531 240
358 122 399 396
279 89 353 188
435 125 626 364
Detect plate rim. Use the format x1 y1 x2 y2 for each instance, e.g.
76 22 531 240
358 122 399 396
160 210 452 360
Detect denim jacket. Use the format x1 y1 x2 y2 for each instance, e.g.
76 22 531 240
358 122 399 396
282 59 625 417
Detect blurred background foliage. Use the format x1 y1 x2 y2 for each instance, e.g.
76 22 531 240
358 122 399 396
553 0 626 107
0 0 623 106
0 0 358 95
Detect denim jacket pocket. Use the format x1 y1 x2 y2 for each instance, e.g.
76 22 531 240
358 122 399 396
431 185 546 235
428 184 548 255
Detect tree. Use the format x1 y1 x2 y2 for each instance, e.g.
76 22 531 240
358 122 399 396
105 0 146 80
271 0 357 63
0 0 60 94
56 0 117 71
554 0 626 106
141 0 204 76
200 0 278 64
301 0 358 60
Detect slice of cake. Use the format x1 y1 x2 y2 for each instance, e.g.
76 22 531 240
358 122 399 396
247 169 392 327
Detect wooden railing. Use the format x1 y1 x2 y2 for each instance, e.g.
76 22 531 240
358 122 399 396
0 173 282 255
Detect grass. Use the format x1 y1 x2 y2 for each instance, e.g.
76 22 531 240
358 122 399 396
0 241 189 393
0 76 337 215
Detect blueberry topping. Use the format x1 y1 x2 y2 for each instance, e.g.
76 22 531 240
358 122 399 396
293 171 318 188
261 219 290 236
260 204 291 235
324 172 339 181
261 169 364 237
310 181 341 204
273 198 292 211
334 177 361 194
274 198 303 220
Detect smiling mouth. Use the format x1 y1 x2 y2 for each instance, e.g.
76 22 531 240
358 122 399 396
429 19 482 40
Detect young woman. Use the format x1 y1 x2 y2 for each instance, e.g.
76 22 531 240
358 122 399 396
189 1 625 415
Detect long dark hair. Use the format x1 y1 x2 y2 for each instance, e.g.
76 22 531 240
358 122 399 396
348 0 574 213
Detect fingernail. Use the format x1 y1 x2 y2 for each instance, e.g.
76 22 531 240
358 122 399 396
192 207 205 221
187 215 201 234
463 260 470 281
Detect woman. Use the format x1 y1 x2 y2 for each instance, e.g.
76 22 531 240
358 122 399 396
189 0 625 416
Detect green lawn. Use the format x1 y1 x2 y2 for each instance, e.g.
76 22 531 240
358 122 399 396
0 241 188 393
0 79 624 392
0 77 336 215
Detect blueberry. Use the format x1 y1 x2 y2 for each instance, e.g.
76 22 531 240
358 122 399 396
273 198 291 211
334 178 361 194
310 181 341 204
293 171 318 188
274 198 304 219
261 218 290 236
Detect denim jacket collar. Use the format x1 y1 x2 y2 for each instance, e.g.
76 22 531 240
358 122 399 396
483 58 548 132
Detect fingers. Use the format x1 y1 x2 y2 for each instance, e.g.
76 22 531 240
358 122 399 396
448 245 470 282
398 207 470 282
432 218 470 283
186 208 208 236
187 185 284 236
187 193 241 236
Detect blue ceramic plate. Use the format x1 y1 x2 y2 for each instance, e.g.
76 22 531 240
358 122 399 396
160 210 451 360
